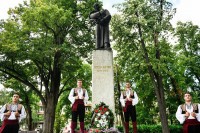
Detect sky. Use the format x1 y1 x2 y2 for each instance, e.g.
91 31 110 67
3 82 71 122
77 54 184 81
102 0 200 27
0 0 200 26
0 0 200 89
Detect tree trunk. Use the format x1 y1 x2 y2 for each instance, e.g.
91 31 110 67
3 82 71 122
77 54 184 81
154 73 170 133
154 32 170 133
116 72 125 132
54 108 62 133
169 76 182 105
24 93 33 130
43 93 57 133
26 103 33 130
117 81 125 131
42 49 61 133
135 10 170 132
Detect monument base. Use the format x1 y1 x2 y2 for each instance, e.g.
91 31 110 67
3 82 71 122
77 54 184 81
92 50 115 113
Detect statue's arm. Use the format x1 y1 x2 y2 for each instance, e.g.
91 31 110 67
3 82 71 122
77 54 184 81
89 11 101 19
98 10 111 25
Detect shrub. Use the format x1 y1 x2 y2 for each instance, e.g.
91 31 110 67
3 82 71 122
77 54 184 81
116 124 182 133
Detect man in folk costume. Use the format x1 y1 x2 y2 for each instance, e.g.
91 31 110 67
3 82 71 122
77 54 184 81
120 81 139 133
68 79 89 133
176 92 200 133
0 92 26 133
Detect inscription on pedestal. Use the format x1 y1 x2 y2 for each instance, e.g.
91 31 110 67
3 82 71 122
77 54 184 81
94 66 111 72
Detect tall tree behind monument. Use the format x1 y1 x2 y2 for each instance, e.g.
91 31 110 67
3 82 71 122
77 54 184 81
0 0 95 132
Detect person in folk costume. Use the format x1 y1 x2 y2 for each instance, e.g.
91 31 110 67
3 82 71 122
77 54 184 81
68 79 89 133
120 81 139 133
176 92 200 133
0 92 26 133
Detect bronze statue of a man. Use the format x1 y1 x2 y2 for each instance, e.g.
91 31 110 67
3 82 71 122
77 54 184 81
89 3 111 50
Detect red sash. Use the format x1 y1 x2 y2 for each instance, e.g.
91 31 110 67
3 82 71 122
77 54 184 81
0 119 18 133
183 119 200 133
123 101 132 112
72 99 84 111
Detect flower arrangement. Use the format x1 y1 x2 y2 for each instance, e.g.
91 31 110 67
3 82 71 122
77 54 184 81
89 127 121 133
89 102 114 132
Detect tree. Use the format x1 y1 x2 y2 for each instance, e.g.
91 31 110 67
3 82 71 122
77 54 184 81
175 21 200 92
0 0 95 132
111 0 176 132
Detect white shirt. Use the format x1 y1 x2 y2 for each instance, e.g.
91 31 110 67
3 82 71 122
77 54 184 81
120 90 139 107
176 103 200 124
0 104 26 122
68 88 89 105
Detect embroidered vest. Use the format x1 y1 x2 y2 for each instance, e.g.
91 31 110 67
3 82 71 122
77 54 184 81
73 88 86 97
122 90 135 99
4 104 22 113
4 104 22 119
181 103 198 114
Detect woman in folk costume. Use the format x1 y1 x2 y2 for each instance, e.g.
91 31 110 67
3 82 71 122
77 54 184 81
0 92 26 133
68 79 89 133
120 81 139 133
176 92 200 133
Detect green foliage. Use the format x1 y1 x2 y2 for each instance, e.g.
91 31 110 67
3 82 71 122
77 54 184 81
112 0 178 127
174 21 200 92
85 111 93 129
0 0 95 132
117 124 182 133
0 89 12 105
111 1 199 131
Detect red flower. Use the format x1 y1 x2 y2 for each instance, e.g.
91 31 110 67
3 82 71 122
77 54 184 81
99 106 103 110
104 108 108 111
95 109 99 113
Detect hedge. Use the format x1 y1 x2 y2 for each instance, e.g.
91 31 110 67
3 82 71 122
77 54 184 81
117 124 182 133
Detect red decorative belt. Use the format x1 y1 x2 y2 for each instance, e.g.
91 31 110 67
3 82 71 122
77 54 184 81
0 119 19 133
72 99 84 111
123 101 132 112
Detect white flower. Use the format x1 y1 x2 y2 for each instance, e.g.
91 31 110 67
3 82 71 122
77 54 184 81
97 113 101 116
102 122 106 127
106 111 109 115
97 124 100 127
101 120 108 127
101 115 106 119
99 119 103 124
95 118 98 121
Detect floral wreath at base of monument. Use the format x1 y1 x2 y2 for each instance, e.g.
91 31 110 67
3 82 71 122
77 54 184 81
89 102 119 133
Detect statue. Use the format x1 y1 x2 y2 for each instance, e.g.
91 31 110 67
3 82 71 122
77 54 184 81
89 3 112 50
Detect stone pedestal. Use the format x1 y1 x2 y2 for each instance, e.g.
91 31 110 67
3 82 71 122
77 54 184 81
92 50 115 113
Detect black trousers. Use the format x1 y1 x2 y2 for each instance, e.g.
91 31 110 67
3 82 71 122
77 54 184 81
124 105 136 122
1 124 19 133
183 119 200 133
72 104 85 122
188 125 200 133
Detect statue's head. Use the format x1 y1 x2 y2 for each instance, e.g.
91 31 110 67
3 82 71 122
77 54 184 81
93 3 101 11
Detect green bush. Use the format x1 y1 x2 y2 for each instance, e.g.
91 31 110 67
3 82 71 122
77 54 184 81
116 124 182 133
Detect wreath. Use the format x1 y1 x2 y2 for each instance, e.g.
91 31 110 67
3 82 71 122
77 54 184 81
90 102 114 131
